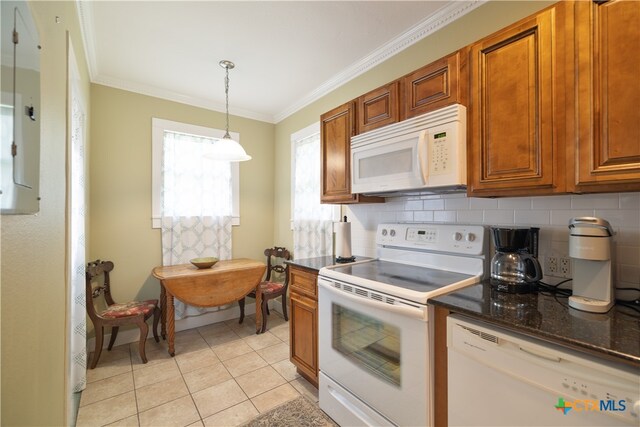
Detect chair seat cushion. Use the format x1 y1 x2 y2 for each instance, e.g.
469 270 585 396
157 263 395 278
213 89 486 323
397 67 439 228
259 281 284 294
101 299 157 319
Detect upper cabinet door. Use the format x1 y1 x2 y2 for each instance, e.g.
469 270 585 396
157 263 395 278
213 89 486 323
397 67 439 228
357 81 400 134
571 0 640 192
467 5 567 197
320 102 384 204
403 49 467 119
321 102 356 203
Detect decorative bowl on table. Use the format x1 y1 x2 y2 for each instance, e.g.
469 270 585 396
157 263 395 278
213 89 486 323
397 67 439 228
190 257 219 269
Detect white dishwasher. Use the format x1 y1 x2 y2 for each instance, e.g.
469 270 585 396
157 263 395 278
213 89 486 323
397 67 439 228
447 314 640 426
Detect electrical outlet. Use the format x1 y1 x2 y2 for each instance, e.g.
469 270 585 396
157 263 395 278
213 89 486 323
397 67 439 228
559 257 571 278
545 256 558 275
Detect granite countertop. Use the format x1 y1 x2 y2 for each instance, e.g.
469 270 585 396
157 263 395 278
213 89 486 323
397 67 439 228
430 281 640 367
285 255 369 272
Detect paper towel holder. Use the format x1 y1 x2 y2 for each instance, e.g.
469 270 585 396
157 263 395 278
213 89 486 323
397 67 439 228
335 216 356 264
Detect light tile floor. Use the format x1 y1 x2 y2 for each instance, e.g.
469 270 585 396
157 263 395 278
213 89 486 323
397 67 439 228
76 313 319 427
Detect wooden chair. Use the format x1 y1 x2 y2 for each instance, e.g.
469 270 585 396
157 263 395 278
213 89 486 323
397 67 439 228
86 260 160 369
238 247 291 333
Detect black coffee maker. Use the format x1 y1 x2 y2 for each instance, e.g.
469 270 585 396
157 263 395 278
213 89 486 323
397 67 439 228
490 227 542 293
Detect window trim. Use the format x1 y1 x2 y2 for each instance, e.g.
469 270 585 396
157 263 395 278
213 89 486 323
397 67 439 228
290 122 339 229
151 117 240 228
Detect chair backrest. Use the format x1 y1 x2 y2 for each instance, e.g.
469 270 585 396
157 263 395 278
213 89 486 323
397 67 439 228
264 247 291 284
85 260 115 319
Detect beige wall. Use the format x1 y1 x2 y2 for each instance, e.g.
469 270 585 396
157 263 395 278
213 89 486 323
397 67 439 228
1 1 91 425
273 0 556 251
89 85 275 319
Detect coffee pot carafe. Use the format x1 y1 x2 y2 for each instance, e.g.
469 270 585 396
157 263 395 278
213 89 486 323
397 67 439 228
490 227 542 293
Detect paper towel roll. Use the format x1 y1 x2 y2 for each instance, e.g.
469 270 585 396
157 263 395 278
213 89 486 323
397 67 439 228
334 221 352 259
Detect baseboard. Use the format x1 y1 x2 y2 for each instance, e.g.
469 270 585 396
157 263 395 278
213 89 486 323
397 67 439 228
86 302 256 351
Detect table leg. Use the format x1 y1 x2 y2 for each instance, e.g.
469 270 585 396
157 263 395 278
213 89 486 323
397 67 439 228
255 284 263 334
160 285 167 340
166 293 175 356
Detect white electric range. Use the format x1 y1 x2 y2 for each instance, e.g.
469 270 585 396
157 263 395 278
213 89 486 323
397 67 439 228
318 223 489 426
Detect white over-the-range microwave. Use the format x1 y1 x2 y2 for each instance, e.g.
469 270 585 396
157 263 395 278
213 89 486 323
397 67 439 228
351 103 466 195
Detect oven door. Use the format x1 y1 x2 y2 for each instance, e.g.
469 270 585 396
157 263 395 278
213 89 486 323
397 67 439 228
318 277 432 427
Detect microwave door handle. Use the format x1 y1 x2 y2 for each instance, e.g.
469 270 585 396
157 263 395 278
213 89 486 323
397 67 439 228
417 131 429 184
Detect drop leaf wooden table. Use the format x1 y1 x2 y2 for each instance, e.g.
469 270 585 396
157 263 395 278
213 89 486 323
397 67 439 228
152 258 266 356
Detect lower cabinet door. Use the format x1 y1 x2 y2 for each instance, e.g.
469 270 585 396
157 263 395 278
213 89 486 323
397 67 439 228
290 291 318 386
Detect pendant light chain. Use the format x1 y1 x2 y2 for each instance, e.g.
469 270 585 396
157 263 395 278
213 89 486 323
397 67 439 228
224 65 230 138
219 59 235 139
209 59 250 161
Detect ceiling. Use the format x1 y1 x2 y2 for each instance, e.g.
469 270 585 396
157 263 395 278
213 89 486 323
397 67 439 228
77 1 482 123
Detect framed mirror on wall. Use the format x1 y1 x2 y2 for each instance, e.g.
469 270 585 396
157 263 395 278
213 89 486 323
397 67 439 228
1 0 41 214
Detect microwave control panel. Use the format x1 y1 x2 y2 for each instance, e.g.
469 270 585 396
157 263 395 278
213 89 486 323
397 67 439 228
430 131 450 175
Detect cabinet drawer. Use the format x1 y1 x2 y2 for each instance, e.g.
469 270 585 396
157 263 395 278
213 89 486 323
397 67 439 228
289 267 318 298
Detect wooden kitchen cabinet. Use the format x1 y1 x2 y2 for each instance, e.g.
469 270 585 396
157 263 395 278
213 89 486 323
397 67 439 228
357 81 401 133
320 101 383 204
568 0 640 193
403 49 468 119
289 265 319 387
467 3 569 197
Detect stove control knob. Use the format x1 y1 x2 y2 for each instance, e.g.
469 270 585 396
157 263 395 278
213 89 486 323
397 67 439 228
381 229 388 236
466 233 476 242
453 232 463 241
390 229 396 237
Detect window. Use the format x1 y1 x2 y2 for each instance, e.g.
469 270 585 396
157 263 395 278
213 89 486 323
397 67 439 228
291 122 338 225
151 118 239 228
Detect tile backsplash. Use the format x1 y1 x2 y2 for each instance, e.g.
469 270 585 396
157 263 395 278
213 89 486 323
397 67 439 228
346 192 640 294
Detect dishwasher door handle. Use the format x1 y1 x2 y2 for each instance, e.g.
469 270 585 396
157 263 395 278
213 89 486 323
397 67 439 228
518 345 562 362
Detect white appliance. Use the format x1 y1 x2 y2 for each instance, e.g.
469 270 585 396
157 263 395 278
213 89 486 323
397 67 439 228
569 217 615 313
351 104 466 195
318 223 488 426
448 314 640 426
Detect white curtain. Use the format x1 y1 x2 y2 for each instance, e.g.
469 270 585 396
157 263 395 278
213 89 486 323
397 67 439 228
68 43 86 393
293 219 333 259
161 131 233 217
160 130 234 319
292 129 336 258
161 216 232 318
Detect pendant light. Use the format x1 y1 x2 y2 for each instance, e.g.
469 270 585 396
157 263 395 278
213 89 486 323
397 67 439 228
209 60 251 162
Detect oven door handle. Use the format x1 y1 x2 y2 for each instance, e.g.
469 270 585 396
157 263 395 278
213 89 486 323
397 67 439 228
318 278 427 321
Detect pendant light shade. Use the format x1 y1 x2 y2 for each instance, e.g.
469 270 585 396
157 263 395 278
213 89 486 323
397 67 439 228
211 134 252 162
208 60 251 162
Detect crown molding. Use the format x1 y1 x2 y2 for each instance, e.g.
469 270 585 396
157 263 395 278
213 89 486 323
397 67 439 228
76 0 273 122
92 74 274 123
76 0 485 125
76 0 98 81
272 0 486 123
